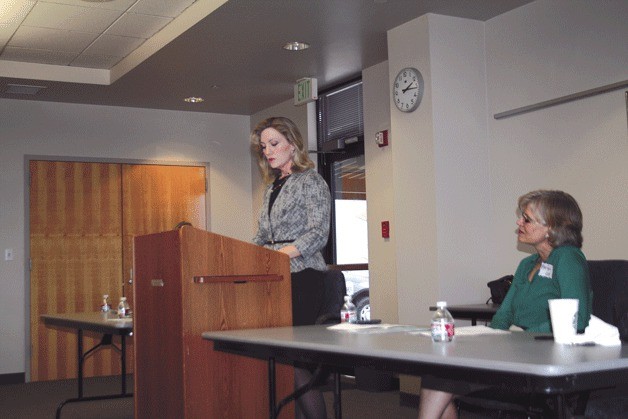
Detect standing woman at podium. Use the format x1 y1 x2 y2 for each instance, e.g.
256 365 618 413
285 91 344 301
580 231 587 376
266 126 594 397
252 116 331 418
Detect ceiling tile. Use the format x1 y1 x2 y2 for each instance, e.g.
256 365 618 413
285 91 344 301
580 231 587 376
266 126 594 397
107 13 172 38
71 53 122 69
23 2 123 33
83 34 146 57
41 0 138 12
1 46 76 66
130 0 196 18
9 26 99 53
0 0 36 25
0 0 37 47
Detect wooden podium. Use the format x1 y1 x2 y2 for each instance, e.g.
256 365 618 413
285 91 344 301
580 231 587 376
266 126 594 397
133 226 294 418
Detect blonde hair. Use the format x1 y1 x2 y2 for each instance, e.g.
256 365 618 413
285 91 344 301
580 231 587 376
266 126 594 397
518 190 583 248
251 117 314 183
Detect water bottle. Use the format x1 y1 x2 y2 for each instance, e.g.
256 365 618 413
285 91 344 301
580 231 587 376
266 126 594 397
431 301 455 342
117 297 131 318
101 295 110 313
340 296 357 323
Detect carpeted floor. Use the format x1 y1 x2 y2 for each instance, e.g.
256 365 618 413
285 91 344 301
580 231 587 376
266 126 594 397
0 374 418 419
4 374 623 418
0 375 134 419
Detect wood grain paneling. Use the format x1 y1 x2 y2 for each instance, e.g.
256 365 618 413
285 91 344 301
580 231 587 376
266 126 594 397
30 161 207 382
30 161 123 381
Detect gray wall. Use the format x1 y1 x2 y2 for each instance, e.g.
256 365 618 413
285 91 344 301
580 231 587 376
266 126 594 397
0 100 251 375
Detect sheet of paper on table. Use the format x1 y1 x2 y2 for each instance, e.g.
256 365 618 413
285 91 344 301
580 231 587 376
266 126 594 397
327 323 429 334
328 323 511 336
414 325 510 337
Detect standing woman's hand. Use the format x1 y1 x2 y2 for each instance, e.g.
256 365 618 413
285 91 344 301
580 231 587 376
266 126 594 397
279 245 301 259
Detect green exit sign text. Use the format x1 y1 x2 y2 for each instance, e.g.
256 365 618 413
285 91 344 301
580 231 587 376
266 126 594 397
294 78 318 105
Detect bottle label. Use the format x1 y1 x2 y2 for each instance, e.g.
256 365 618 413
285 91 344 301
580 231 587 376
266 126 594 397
340 310 357 323
431 320 455 340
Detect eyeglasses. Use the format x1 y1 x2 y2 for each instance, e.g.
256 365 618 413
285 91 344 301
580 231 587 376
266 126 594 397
519 211 541 225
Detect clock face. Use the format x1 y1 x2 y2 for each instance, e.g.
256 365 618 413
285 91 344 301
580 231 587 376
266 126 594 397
393 67 424 112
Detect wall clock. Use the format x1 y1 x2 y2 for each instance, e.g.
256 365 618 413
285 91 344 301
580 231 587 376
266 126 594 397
392 67 424 112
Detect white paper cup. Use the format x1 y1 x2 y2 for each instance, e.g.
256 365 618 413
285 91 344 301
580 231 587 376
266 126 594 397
548 298 579 344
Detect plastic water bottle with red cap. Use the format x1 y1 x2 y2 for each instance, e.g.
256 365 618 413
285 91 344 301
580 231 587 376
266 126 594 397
431 301 455 342
340 296 357 323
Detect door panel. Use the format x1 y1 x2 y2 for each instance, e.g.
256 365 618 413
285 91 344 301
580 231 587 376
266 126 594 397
30 161 207 382
121 164 207 306
30 161 123 381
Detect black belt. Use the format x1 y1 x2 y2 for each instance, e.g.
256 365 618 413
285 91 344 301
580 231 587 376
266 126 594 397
264 240 294 245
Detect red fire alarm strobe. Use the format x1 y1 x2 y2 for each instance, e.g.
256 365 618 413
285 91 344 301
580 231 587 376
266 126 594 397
376 130 388 147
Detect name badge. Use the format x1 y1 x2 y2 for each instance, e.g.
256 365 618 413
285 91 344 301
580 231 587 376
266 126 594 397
539 262 553 278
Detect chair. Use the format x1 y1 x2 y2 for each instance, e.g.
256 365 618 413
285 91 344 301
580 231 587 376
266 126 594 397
456 259 628 418
588 260 628 340
581 260 628 417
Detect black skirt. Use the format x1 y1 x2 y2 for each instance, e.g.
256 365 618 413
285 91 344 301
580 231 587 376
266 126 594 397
291 268 325 326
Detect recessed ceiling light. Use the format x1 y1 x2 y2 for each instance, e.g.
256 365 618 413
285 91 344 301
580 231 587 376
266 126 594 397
184 97 204 103
283 41 310 51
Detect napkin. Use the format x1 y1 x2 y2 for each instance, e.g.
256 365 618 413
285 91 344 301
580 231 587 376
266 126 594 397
569 315 621 346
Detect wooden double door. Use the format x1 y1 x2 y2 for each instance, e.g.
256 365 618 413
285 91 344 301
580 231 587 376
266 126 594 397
29 160 206 381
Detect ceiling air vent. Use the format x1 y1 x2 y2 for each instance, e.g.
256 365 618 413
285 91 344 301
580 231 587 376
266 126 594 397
4 84 47 95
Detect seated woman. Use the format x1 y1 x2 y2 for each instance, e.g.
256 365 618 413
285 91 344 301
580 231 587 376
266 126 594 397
418 189 593 419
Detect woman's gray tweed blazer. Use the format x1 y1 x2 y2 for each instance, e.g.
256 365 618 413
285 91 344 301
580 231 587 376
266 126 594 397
253 169 331 273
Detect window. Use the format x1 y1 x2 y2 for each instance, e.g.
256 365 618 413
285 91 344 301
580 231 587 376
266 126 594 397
318 80 364 145
317 79 370 320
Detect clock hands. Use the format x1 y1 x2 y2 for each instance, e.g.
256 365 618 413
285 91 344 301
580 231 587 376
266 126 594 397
402 82 418 93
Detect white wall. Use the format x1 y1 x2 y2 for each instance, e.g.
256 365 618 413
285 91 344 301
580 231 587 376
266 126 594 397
429 15 493 307
378 0 627 329
0 99 252 376
387 15 440 325
378 0 627 396
386 14 492 325
485 0 628 270
362 61 398 323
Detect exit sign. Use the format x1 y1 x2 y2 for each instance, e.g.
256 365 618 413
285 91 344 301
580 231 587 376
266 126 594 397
294 77 317 106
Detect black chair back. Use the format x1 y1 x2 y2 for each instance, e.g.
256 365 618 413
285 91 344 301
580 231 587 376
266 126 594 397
588 259 628 341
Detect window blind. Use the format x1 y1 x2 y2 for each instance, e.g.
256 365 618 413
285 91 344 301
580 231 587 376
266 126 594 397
317 80 364 145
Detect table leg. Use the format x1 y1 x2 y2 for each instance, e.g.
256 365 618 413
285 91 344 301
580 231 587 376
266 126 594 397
77 329 84 398
555 394 567 419
268 357 277 419
55 331 133 419
121 335 126 395
333 371 342 419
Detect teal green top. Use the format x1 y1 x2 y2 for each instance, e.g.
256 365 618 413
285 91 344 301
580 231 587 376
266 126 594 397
490 246 592 333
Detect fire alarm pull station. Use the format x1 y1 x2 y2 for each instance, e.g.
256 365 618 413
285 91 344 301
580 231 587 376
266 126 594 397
381 221 390 238
376 130 388 147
